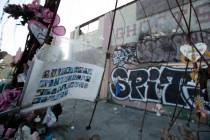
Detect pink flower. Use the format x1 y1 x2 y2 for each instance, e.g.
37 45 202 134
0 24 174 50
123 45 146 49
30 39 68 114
42 8 54 23
0 89 21 112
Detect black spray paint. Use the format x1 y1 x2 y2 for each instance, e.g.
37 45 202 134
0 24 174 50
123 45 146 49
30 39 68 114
110 66 209 109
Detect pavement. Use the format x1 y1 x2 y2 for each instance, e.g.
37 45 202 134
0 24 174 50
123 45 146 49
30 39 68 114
51 100 210 140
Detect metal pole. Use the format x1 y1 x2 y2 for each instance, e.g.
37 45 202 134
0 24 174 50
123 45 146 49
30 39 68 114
86 0 118 130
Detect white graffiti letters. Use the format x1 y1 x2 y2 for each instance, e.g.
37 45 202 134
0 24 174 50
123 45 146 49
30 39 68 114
110 66 208 109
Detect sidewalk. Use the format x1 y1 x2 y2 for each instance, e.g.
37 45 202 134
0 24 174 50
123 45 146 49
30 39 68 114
51 100 210 140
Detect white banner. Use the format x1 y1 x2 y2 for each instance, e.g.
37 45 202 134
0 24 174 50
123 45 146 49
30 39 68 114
21 58 104 111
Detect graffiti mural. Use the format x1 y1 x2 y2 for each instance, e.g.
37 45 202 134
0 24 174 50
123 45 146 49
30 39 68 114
112 44 138 66
112 31 210 65
110 66 210 109
113 0 210 43
109 0 210 110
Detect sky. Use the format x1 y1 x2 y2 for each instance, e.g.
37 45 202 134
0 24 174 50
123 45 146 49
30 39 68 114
0 0 133 55
56 0 133 33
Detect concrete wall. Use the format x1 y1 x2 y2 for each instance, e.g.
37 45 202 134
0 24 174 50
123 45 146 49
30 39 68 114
71 0 210 110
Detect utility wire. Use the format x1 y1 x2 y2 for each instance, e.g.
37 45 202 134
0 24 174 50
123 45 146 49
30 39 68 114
167 0 192 132
136 0 154 140
166 0 207 135
188 0 205 134
166 0 186 34
173 0 208 65
175 0 190 33
167 59 189 132
188 0 192 35
189 0 204 42
161 2 184 65
86 0 119 130
166 0 207 65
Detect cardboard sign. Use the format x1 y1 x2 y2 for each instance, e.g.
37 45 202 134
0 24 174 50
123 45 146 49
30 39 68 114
21 58 104 112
